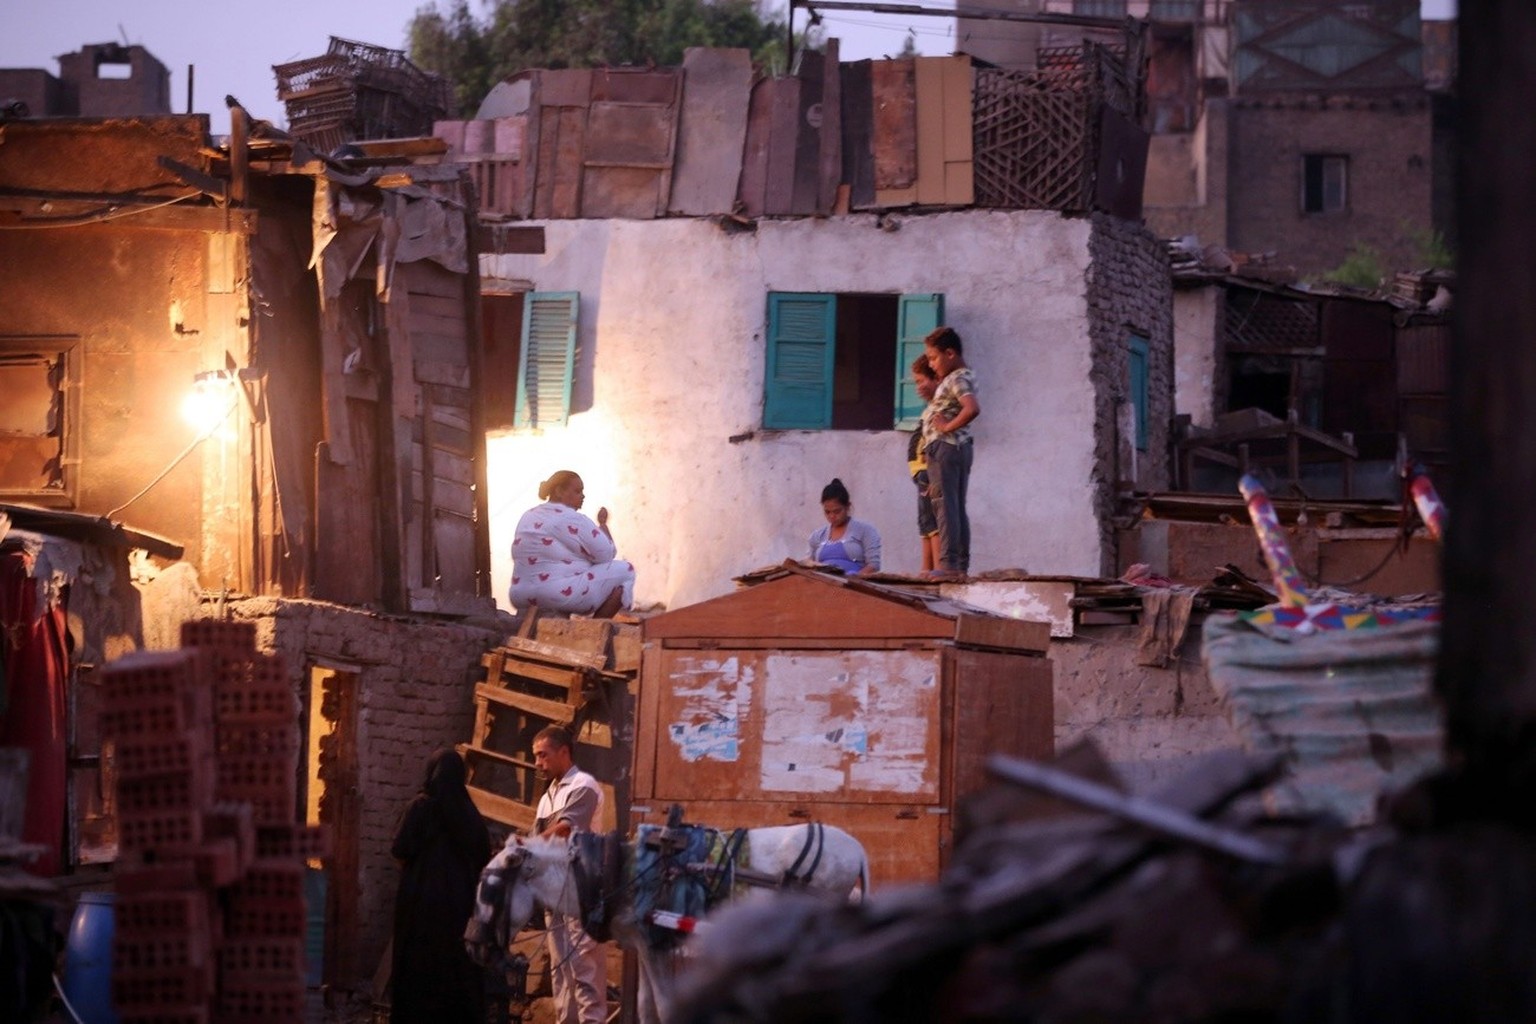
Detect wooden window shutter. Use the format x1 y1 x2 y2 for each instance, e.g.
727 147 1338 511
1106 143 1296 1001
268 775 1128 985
763 293 836 429
514 291 578 429
894 293 944 429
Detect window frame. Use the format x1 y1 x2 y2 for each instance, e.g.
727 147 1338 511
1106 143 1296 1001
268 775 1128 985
0 335 80 506
1301 154 1349 214
762 291 945 432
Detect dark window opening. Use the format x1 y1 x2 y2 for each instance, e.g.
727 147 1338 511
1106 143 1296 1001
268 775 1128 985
480 292 526 431
1302 154 1348 213
832 294 900 430
0 337 78 504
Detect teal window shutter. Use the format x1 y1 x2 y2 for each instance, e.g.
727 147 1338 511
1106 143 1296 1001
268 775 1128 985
894 293 944 428
1128 334 1149 451
764 293 836 429
514 291 578 429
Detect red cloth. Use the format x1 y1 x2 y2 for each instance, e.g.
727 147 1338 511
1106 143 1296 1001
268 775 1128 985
0 548 70 876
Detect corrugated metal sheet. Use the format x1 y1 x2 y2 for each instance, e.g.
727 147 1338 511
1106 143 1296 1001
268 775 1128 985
1202 613 1442 827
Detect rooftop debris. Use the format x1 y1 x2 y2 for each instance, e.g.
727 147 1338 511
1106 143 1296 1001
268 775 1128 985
273 37 451 155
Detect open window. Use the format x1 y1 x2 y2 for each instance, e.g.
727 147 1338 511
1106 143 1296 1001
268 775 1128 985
1302 154 1348 214
763 292 943 431
480 290 578 431
0 337 79 505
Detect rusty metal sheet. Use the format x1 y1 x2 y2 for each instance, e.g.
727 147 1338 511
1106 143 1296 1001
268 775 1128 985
580 72 679 219
872 58 916 196
670 47 754 216
539 68 592 108
764 77 802 215
817 40 842 215
1093 105 1148 220
841 60 876 209
790 50 823 215
533 105 585 219
590 67 678 104
737 77 775 217
583 102 674 165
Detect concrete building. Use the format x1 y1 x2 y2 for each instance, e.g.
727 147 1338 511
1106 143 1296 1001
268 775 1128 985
956 1 1456 280
0 42 171 117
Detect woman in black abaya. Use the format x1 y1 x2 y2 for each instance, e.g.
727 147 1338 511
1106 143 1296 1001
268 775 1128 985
390 748 493 1023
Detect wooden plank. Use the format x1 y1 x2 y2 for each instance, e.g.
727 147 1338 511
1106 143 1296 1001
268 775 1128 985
736 77 774 217
489 655 587 692
461 743 537 772
476 682 575 725
816 39 842 216
952 614 1051 654
669 47 754 216
633 643 664 799
941 55 975 206
534 619 614 665
399 260 464 299
413 359 471 388
501 636 608 671
872 58 917 205
643 573 953 642
660 637 939 651
945 649 1054 805
406 292 466 321
841 61 876 209
914 57 946 206
763 77 802 216
467 785 537 831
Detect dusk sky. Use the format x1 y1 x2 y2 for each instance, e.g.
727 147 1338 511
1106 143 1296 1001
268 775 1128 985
0 0 953 127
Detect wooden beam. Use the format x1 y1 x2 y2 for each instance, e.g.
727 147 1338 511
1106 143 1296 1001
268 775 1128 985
467 785 537 831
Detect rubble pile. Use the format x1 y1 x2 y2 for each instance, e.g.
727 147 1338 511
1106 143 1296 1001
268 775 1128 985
673 744 1536 1023
101 620 329 1023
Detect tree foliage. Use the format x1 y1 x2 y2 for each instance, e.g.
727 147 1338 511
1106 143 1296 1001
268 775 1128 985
409 0 787 116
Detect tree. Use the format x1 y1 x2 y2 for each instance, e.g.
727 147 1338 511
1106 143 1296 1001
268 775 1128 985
409 0 786 116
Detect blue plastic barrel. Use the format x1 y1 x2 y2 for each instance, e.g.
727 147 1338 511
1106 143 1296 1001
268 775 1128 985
62 890 120 1024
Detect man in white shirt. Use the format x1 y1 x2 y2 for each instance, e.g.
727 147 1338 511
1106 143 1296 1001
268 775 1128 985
533 725 607 1024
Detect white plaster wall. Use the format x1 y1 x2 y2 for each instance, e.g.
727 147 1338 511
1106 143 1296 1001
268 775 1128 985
1173 285 1221 429
482 210 1099 611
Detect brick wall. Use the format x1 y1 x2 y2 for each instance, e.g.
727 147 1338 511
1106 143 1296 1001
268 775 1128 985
1087 213 1175 575
225 597 503 987
1229 96 1434 278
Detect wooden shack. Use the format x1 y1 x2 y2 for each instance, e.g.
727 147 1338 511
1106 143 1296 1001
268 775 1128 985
634 566 1053 883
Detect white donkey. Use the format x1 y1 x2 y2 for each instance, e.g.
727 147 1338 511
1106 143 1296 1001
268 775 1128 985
466 820 869 1023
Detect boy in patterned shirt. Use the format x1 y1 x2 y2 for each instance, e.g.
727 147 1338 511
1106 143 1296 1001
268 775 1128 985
921 327 980 576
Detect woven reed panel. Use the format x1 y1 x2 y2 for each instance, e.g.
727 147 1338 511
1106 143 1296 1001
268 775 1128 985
972 65 1094 212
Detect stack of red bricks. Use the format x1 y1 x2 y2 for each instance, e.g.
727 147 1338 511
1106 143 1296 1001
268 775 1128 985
100 620 330 1023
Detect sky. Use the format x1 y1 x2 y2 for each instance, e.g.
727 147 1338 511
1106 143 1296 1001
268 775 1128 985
0 0 955 127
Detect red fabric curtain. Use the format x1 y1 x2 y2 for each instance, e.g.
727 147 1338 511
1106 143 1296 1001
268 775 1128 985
0 547 70 876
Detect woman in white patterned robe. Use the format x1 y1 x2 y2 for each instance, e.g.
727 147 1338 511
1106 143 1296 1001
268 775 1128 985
510 470 635 617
